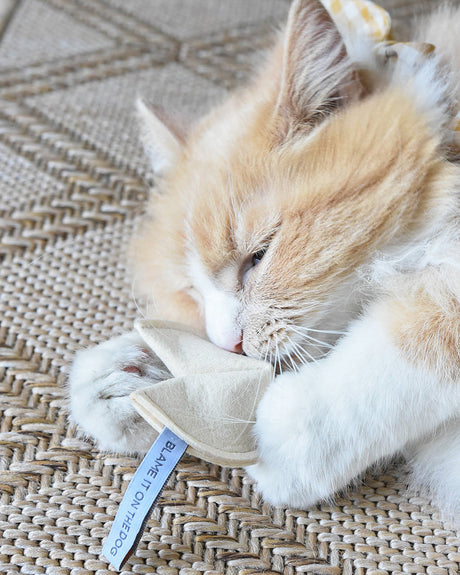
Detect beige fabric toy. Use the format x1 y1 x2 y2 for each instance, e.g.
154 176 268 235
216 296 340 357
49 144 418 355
130 320 274 467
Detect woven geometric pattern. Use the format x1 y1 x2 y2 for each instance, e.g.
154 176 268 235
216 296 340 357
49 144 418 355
0 1 458 574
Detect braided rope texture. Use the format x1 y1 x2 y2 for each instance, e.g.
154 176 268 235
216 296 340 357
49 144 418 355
0 0 458 574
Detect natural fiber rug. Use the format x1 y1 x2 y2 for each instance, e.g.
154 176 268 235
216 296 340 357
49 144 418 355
0 1 458 574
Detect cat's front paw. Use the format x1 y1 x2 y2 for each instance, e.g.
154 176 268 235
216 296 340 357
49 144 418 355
69 331 171 453
248 368 341 508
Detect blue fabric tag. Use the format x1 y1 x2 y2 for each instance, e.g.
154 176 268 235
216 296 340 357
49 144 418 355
102 427 188 570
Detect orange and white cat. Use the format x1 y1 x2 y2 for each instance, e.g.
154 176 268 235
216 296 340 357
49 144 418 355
70 0 460 521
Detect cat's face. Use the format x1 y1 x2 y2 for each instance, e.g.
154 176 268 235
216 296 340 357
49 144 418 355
133 0 449 366
179 95 440 364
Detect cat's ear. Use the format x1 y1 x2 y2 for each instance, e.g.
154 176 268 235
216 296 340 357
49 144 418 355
273 0 363 141
136 98 185 175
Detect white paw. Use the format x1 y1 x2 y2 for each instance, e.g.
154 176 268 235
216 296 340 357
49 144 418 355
69 331 170 453
248 368 348 508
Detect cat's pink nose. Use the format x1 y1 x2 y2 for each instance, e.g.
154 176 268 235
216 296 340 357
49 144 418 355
221 334 243 354
232 341 243 354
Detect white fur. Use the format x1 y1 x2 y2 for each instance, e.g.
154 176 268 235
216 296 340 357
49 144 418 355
406 419 460 523
414 3 460 104
187 251 242 352
248 301 460 515
244 219 459 520
390 52 453 138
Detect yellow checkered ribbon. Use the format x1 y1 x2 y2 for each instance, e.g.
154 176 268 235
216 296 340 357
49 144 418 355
321 0 460 151
321 0 391 41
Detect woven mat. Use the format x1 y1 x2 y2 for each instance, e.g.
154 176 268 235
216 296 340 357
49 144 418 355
0 1 459 574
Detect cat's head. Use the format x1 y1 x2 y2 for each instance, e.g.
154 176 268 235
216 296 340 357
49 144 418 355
133 0 455 366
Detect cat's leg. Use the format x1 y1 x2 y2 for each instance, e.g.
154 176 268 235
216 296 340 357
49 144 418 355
248 294 460 509
69 331 171 453
406 418 460 525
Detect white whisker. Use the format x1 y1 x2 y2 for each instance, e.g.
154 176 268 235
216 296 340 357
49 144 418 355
294 325 346 336
283 343 298 372
286 336 310 367
289 325 332 349
130 277 146 319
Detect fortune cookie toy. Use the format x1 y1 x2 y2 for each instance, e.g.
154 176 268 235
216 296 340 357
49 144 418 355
130 320 274 467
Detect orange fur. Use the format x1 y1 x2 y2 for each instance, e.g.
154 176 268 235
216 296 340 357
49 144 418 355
386 272 460 382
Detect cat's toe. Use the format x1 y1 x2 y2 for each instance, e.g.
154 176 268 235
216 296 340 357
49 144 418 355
247 460 321 509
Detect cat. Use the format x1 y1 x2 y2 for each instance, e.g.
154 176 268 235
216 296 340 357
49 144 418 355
69 0 460 522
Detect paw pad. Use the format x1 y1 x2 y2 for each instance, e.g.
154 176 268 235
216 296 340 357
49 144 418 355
122 366 142 375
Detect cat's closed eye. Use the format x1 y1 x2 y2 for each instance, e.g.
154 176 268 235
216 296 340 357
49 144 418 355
242 248 267 284
251 248 266 266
